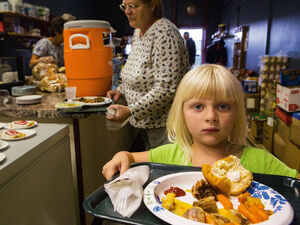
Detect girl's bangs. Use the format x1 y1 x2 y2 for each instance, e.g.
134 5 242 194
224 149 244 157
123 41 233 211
183 72 237 103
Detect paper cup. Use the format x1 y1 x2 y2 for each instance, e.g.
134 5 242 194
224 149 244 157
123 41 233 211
65 86 77 99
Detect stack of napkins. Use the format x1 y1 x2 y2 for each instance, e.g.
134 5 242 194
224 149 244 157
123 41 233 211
104 165 149 217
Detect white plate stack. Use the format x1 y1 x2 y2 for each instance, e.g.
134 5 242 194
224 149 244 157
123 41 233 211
16 95 41 105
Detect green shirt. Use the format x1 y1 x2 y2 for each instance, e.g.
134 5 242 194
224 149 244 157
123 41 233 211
149 143 298 178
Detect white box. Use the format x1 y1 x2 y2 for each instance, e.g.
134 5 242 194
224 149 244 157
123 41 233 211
276 84 300 112
0 2 12 11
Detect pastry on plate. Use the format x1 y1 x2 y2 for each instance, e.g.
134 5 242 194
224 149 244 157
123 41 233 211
202 155 253 196
0 129 26 139
8 120 36 129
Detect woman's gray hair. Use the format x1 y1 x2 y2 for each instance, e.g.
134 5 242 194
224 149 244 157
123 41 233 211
142 0 163 18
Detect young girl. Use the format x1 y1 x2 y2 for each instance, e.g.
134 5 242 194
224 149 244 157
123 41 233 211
102 64 299 180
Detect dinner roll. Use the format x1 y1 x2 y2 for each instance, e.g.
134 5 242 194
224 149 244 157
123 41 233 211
202 155 253 196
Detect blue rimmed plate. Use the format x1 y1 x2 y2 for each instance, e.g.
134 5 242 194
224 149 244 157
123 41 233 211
143 171 293 225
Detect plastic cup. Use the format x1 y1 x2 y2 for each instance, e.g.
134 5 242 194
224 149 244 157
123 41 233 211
65 86 77 99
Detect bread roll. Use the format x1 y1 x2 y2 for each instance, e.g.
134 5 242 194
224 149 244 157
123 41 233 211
202 155 253 196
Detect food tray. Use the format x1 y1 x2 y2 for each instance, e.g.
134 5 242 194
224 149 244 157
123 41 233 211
56 104 110 114
83 162 300 225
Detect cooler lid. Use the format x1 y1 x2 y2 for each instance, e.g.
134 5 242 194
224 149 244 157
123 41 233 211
64 20 110 30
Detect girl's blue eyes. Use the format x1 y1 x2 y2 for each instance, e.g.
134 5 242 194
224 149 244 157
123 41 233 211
193 104 231 111
193 104 204 110
218 104 231 111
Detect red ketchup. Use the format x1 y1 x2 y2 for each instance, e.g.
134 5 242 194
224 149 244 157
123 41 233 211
5 130 19 136
14 120 28 125
164 186 186 197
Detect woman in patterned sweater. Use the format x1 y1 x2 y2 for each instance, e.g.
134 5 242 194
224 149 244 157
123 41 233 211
106 0 189 149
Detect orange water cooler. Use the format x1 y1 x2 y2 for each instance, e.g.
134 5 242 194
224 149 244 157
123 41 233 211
63 20 113 97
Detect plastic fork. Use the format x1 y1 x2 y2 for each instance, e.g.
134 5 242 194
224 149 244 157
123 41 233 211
115 185 133 213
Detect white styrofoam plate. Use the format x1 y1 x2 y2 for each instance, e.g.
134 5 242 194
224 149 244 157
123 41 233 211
69 96 112 106
16 95 41 105
5 120 37 129
0 140 9 150
144 171 294 225
0 123 5 129
0 152 6 163
0 129 36 141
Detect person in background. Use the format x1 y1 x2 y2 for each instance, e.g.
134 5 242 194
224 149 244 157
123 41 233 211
103 64 300 180
106 0 189 150
111 29 123 90
184 31 196 67
29 16 67 68
206 38 227 66
211 23 228 40
61 13 76 22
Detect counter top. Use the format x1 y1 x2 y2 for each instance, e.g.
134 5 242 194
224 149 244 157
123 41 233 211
0 123 69 186
0 92 89 119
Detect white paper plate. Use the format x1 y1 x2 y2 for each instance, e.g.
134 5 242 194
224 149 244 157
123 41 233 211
5 120 37 129
0 152 6 163
55 101 84 111
0 129 36 141
0 140 9 150
16 95 41 105
143 171 294 225
0 123 5 129
69 96 112 106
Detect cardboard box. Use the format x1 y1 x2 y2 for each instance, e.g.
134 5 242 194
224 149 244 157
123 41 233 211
0 2 11 11
246 93 260 111
290 114 300 147
242 80 257 93
250 119 265 143
263 122 275 152
285 141 300 171
280 68 300 86
274 133 285 157
276 84 300 112
274 134 300 171
277 119 291 141
276 107 292 125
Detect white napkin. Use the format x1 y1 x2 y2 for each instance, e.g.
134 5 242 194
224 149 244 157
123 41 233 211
104 165 149 217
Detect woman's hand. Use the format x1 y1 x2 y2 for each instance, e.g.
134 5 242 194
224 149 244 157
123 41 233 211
30 55 56 68
107 89 121 102
102 151 134 180
106 104 131 123
39 56 56 64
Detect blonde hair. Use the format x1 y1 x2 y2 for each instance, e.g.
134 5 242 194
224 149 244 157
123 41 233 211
141 0 163 18
167 64 247 163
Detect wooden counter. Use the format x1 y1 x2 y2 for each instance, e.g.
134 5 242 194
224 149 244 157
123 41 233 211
0 92 136 225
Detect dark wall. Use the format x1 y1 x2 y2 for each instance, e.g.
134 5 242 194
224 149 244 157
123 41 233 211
26 0 221 40
221 0 300 72
25 0 300 72
177 0 206 27
26 0 134 36
269 0 300 68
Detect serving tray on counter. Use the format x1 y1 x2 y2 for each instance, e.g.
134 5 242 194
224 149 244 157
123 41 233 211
83 162 300 225
56 104 110 114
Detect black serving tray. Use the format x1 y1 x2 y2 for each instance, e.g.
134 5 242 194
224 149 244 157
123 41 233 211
56 104 110 114
83 162 300 225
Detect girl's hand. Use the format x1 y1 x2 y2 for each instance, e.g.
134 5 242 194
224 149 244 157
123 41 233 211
106 104 131 123
102 151 134 180
107 89 121 102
